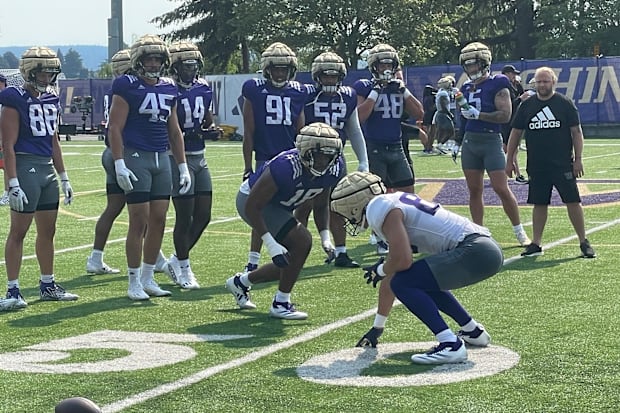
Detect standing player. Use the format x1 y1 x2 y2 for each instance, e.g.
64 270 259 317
299 51 369 267
457 42 530 245
164 41 221 289
108 34 191 300
226 123 344 319
506 66 596 258
0 73 8 206
85 49 131 275
0 47 78 310
331 172 502 364
241 42 307 273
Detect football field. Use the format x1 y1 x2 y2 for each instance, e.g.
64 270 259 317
1 138 619 412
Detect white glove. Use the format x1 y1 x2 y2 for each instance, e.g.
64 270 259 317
8 178 28 212
178 162 191 195
320 229 336 264
461 106 480 119
59 171 73 205
357 162 369 172
261 232 290 267
114 159 138 192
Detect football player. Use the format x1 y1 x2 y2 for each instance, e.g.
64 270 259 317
163 41 220 289
108 34 191 300
85 49 131 276
226 123 344 320
331 172 501 364
241 42 307 274
0 46 78 310
297 51 369 268
457 42 530 246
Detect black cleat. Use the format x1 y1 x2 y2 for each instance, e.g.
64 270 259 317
334 253 360 268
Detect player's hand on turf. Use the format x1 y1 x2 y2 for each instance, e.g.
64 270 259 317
355 327 384 348
322 239 336 264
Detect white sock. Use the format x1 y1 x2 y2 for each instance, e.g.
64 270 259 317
248 251 260 265
460 319 478 332
90 249 104 263
128 267 141 281
513 224 524 234
275 290 290 303
40 274 54 284
436 329 458 343
140 263 155 282
335 246 346 256
8 280 19 289
239 273 252 287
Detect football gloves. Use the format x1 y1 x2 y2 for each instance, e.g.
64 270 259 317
59 172 73 205
322 239 336 264
114 159 138 192
8 178 28 212
356 327 384 348
452 145 460 164
242 168 253 182
461 106 480 119
178 163 192 195
362 257 386 288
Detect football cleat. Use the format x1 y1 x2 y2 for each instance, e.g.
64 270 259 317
140 278 172 297
165 254 182 284
225 274 256 309
86 258 120 275
521 243 543 257
334 253 360 268
0 297 19 311
6 287 28 309
244 263 258 273
457 325 491 347
515 230 531 247
376 240 389 255
178 268 200 290
515 175 529 185
356 327 384 348
127 279 149 301
411 339 467 365
39 282 79 301
269 301 308 320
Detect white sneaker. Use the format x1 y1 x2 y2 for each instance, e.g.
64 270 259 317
269 300 308 320
178 269 200 290
0 297 19 311
141 278 172 297
164 254 181 284
127 279 149 301
0 192 9 206
457 324 491 347
225 274 256 309
154 256 168 273
86 258 120 275
369 233 378 245
411 339 468 365
515 230 531 246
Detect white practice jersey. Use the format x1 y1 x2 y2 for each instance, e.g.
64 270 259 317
366 192 491 254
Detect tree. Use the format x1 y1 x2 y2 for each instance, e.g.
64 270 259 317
63 49 85 79
3 52 19 69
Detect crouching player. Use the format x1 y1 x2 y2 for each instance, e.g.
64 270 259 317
330 172 503 364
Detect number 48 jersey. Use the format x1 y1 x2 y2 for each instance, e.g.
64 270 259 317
242 78 307 162
0 86 60 157
366 192 491 253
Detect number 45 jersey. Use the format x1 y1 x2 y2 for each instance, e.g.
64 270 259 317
112 74 178 152
366 192 491 253
0 86 60 157
242 78 307 162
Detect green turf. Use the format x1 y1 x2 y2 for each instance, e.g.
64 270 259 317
0 138 619 412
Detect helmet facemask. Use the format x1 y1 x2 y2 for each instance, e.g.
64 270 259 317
172 60 201 88
130 35 171 81
459 42 492 81
261 42 298 88
19 46 61 93
295 122 342 177
311 52 347 93
367 44 400 84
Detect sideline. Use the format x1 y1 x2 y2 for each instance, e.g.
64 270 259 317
101 219 619 412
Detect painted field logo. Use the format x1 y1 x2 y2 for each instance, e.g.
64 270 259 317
297 342 520 386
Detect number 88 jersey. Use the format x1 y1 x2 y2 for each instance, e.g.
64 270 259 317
0 86 60 157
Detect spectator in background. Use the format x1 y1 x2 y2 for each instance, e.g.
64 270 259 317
0 46 78 310
241 42 306 274
108 34 191 301
500 64 527 184
506 66 596 258
457 42 530 247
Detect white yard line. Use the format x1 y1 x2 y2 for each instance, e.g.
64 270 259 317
101 219 620 412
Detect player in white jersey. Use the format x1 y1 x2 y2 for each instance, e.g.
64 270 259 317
331 172 503 364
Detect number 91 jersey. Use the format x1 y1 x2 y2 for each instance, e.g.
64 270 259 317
112 74 178 152
242 78 307 162
0 86 60 157
366 192 491 253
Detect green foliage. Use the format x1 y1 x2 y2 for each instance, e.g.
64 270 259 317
63 48 85 79
2 51 19 69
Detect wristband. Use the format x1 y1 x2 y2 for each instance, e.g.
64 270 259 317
8 178 19 188
59 171 69 181
114 159 127 170
377 263 386 277
367 90 379 101
320 230 331 244
261 232 276 245
403 89 413 99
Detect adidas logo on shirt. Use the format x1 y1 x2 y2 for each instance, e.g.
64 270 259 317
131 152 140 158
28 168 36 173
529 106 560 129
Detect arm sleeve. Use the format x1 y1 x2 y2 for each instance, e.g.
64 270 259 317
343 109 369 168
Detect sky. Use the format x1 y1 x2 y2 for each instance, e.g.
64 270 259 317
0 0 179 47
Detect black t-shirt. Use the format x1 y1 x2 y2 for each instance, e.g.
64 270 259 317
513 92 580 173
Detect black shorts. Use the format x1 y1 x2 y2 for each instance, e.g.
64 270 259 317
527 170 581 205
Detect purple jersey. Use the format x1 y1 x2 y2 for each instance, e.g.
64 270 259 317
0 86 60 157
460 74 511 134
304 85 357 143
242 78 307 162
175 78 213 152
112 74 178 152
353 79 404 144
248 149 344 211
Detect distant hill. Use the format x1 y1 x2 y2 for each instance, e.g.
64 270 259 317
0 45 108 72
